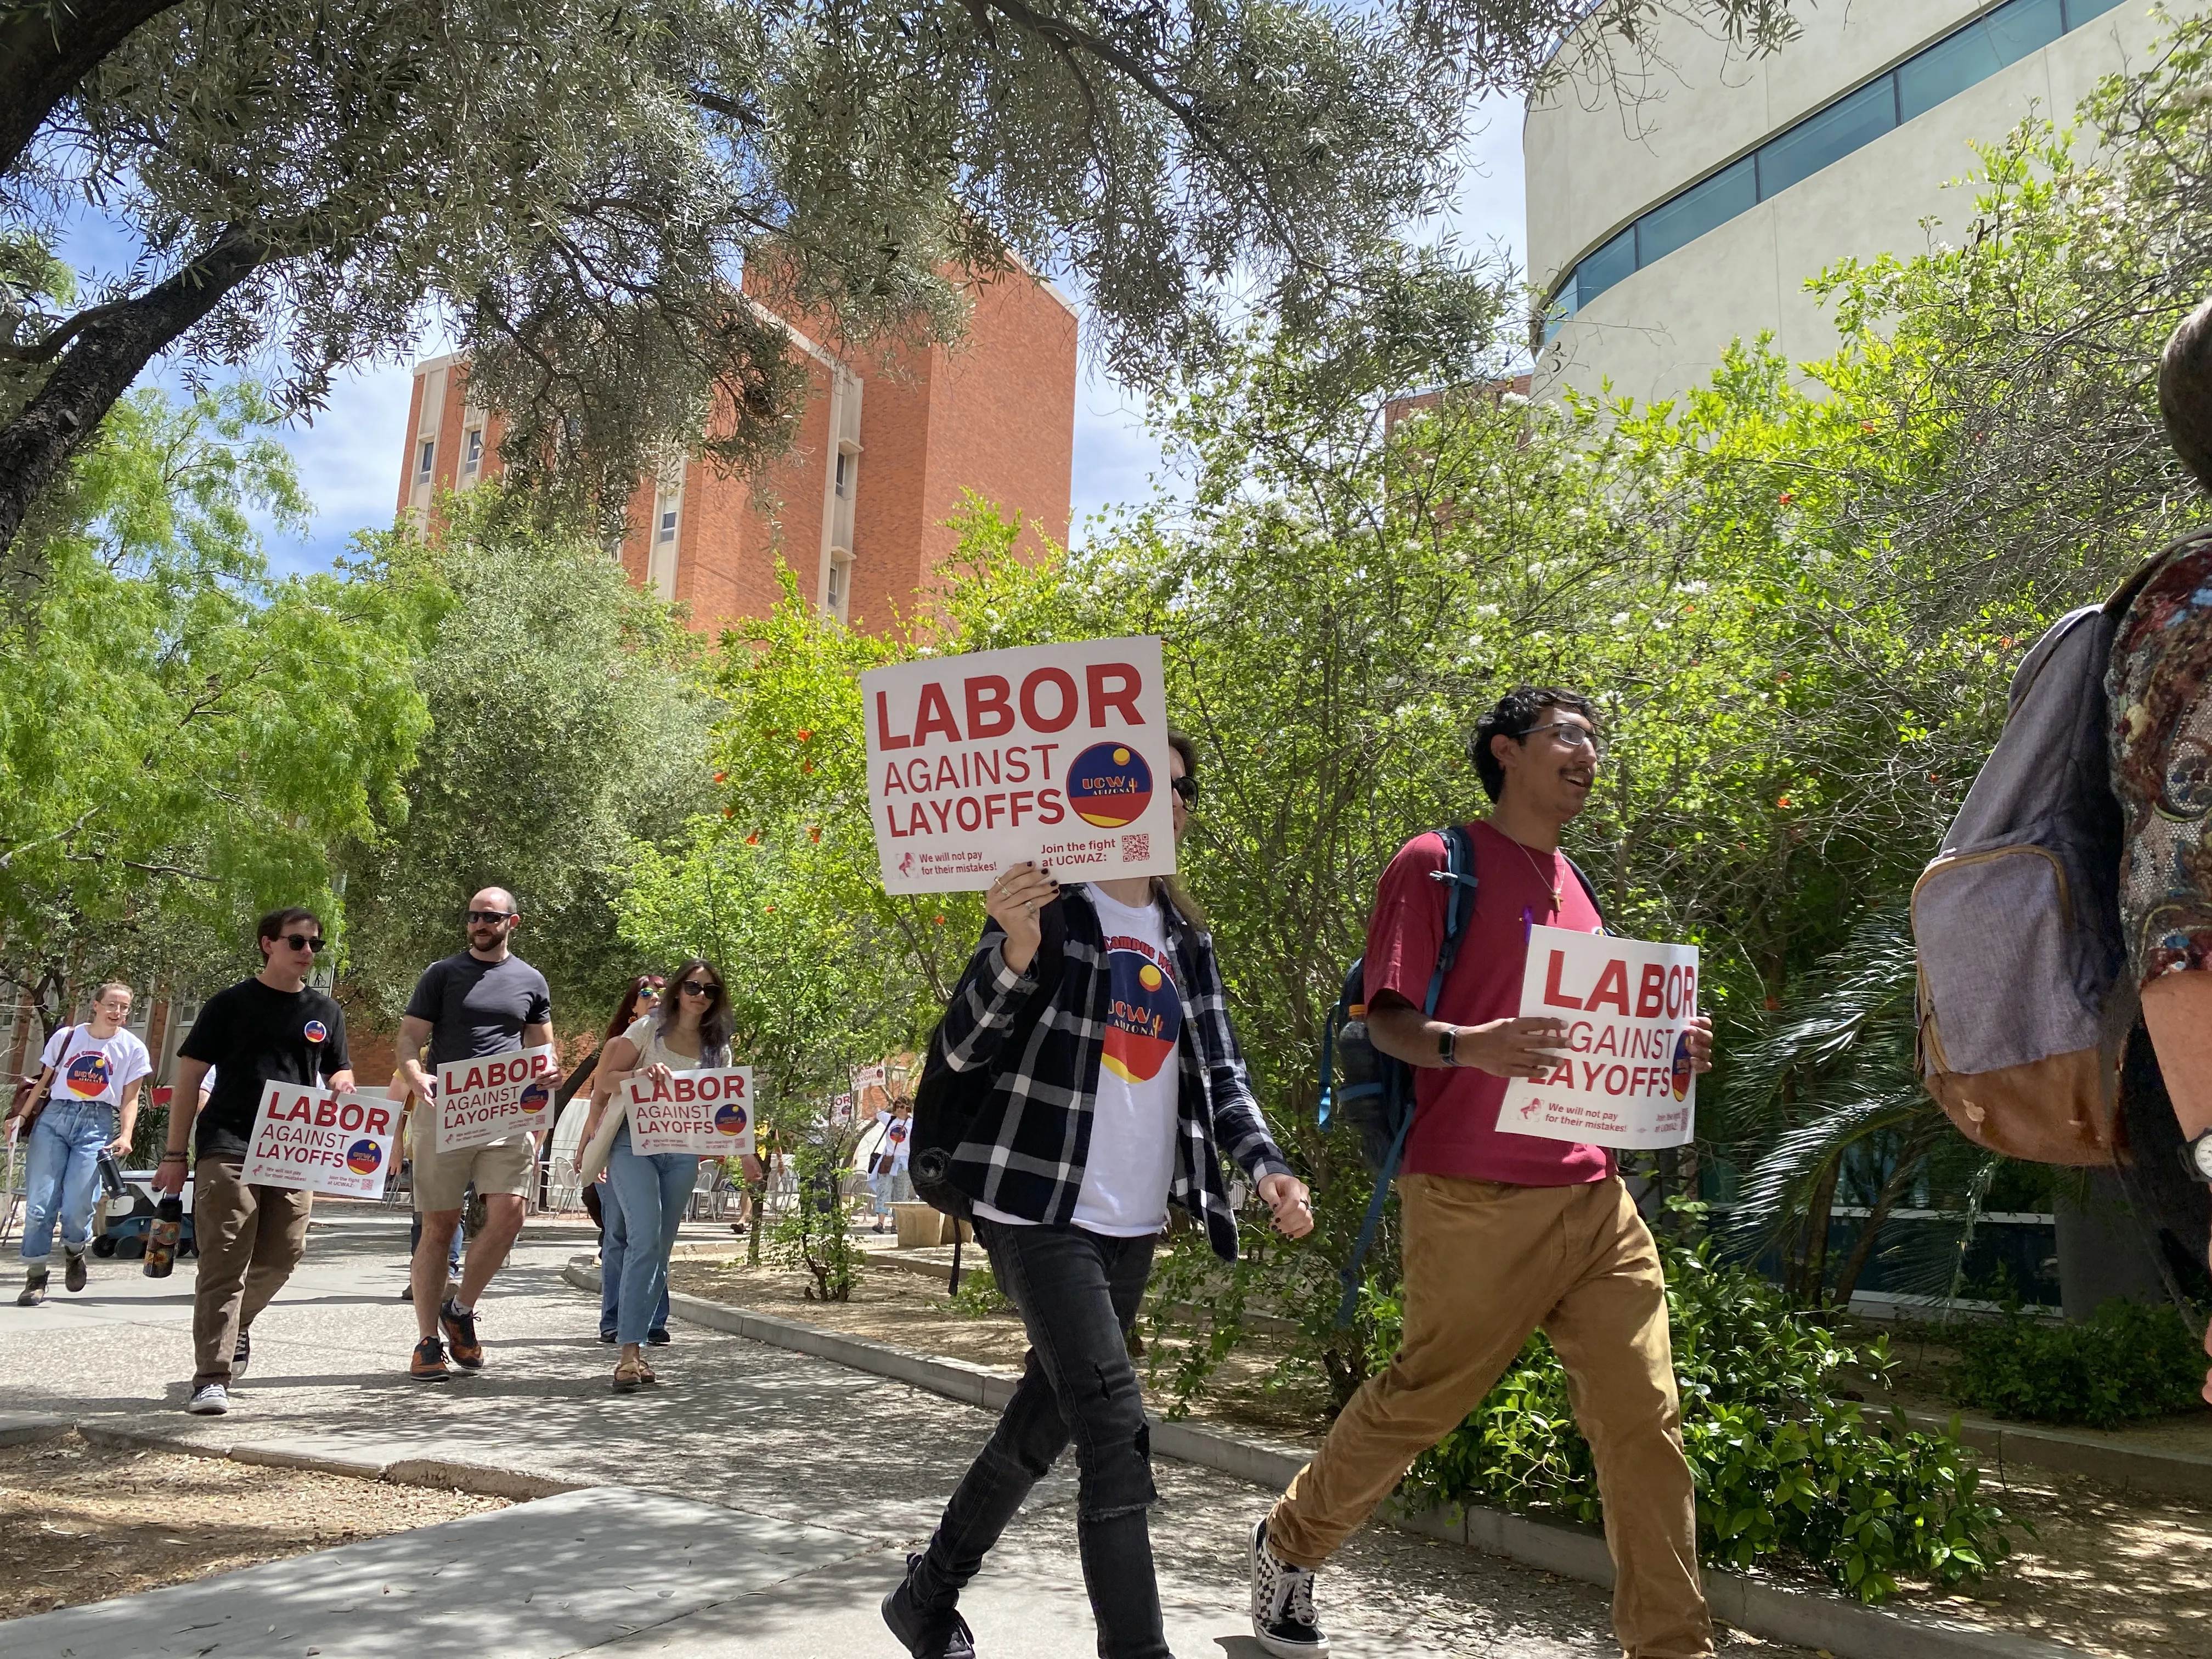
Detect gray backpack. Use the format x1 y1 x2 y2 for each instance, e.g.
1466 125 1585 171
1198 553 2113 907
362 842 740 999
1911 560 2170 1164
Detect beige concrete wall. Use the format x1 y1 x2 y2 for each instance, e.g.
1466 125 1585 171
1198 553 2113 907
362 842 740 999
1530 2 2176 408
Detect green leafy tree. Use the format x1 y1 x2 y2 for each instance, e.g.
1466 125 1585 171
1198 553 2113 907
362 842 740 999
0 0 1802 555
336 492 714 1033
0 381 436 1025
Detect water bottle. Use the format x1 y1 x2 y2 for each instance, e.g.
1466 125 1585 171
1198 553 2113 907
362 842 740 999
144 1197 183 1278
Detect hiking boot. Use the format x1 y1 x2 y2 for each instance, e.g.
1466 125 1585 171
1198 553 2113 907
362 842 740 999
233 1330 251 1380
16 1267 47 1307
185 1383 229 1415
881 1553 975 1658
63 1249 87 1293
1250 1519 1328 1655
410 1335 452 1382
440 1297 483 1370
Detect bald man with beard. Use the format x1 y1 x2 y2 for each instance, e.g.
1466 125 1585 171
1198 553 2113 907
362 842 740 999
391 886 555 1381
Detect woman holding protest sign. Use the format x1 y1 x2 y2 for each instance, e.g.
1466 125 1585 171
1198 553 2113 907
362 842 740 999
576 957 760 1390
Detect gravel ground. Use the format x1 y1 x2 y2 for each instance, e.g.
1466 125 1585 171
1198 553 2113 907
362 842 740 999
0 1432 506 1621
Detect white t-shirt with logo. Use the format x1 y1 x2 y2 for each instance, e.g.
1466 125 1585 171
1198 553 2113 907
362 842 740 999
975 885 1183 1237
40 1025 153 1110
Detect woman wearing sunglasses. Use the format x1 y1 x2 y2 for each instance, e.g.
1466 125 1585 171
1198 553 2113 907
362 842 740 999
577 958 758 1390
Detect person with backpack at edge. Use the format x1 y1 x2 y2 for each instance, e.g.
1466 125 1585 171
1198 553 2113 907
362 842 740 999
2112 294 2212 1403
1248 686 1716 1659
882 731 1315 1659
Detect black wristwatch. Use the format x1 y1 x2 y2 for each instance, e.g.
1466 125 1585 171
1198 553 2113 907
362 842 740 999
1437 1026 1462 1066
2184 1128 2212 1184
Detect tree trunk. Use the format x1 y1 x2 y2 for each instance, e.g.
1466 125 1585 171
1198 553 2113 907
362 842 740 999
0 228 266 559
1798 1154 1841 1307
0 0 182 178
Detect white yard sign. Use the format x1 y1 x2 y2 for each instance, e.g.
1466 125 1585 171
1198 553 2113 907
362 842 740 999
1500 926 1701 1151
623 1066 756 1156
433 1045 560 1153
240 1084 401 1198
863 636 1177 893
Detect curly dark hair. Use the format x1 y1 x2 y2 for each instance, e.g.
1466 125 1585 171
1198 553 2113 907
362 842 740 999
1470 686 1598 803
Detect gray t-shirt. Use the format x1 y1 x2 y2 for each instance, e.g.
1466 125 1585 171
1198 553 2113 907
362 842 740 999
404 952 553 1071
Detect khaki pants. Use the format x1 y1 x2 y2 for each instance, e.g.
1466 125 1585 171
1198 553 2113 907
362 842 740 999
191 1158 313 1389
1268 1173 1712 1659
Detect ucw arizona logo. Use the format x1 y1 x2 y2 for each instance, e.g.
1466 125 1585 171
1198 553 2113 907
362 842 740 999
65 1052 111 1097
303 1020 328 1043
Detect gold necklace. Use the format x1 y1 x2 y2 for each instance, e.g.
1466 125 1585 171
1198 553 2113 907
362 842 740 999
1513 836 1562 910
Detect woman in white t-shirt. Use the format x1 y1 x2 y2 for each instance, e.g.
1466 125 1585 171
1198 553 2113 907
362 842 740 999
576 957 762 1391
9 983 151 1305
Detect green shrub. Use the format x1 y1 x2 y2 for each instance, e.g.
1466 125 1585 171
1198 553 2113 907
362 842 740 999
1370 1203 2019 1604
1949 1298 2208 1430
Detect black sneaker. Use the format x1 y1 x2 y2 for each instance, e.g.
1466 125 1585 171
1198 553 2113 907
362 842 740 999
63 1250 87 1293
439 1296 484 1370
646 1327 671 1346
1250 1519 1328 1655
233 1329 251 1380
881 1552 975 1658
599 1328 618 1344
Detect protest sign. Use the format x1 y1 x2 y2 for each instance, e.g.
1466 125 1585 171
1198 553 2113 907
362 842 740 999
1499 926 1700 1150
862 636 1176 893
240 1083 401 1198
433 1045 560 1153
623 1065 756 1155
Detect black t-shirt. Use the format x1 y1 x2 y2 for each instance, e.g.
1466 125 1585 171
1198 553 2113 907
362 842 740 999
404 952 554 1071
179 978 352 1159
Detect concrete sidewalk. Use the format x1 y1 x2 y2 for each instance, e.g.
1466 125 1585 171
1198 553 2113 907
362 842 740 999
0 1211 1735 1657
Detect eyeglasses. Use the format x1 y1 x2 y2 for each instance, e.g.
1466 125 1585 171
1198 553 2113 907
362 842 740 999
282 934 326 953
467 910 515 925
1171 776 1198 805
679 979 720 997
1522 722 1605 757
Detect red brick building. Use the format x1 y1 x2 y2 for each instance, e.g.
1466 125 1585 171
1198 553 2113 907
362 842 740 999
397 270 1078 634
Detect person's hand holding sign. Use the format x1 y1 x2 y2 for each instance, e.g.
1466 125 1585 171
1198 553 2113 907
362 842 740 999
1451 1015 1572 1077
1681 1013 1714 1075
987 861 1058 974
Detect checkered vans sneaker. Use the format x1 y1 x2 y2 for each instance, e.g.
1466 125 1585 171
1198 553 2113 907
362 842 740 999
1249 1518 1328 1655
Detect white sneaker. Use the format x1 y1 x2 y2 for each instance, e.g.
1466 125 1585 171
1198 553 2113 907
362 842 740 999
185 1383 229 1415
1250 1518 1329 1654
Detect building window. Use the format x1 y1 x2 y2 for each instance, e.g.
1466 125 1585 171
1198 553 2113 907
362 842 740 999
415 438 435 485
658 505 679 544
463 428 483 476
827 553 851 616
834 450 850 498
1545 0 2125 324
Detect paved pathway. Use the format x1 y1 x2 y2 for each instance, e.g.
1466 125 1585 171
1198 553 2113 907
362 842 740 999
0 1208 1796 1657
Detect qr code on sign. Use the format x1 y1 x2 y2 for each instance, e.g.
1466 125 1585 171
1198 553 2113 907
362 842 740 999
1120 833 1150 862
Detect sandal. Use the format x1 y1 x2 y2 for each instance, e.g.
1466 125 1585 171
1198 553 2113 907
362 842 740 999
637 1358 660 1386
611 1356 646 1393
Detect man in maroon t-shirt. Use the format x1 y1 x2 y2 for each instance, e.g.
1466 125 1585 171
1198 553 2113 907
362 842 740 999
1248 686 1715 1659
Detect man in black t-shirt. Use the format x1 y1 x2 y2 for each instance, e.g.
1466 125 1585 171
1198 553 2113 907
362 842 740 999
156 907 354 1417
390 885 555 1381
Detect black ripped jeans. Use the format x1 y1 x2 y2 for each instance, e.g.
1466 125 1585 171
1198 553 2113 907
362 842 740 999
910 1218 1167 1659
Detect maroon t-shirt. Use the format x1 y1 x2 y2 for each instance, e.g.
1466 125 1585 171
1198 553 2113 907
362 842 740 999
1363 821 1610 1186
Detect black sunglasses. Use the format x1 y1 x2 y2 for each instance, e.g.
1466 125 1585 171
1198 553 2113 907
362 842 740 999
1171 776 1198 805
467 909 515 924
679 978 721 997
281 934 326 953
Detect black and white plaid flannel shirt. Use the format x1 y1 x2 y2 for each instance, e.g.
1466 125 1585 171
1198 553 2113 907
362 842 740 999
938 884 1293 1262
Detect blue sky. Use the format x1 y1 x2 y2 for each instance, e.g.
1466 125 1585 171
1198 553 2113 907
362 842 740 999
120 94 1526 579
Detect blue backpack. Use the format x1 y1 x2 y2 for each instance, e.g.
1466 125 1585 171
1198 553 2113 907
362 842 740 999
1317 825 1602 1325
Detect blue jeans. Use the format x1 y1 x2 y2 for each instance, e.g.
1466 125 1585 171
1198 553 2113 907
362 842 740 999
21 1100 117 1265
912 1220 1165 1659
605 1128 692 1345
599 1173 672 1338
